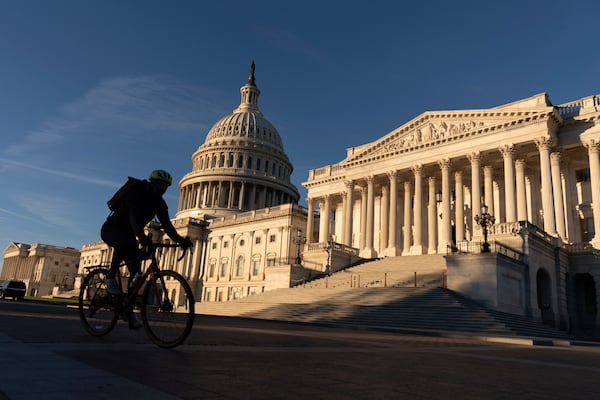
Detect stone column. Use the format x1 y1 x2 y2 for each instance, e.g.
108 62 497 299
438 159 452 252
344 180 354 247
319 195 331 243
387 171 399 255
360 186 367 251
468 152 482 237
535 138 557 235
484 165 494 214
551 152 566 239
455 171 465 242
238 182 245 209
427 176 438 254
363 176 376 258
585 141 600 247
515 160 527 221
402 181 412 255
500 145 517 223
306 198 315 244
381 184 389 255
411 165 423 255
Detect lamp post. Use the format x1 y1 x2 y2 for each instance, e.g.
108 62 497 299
292 228 306 265
325 235 333 275
474 204 495 252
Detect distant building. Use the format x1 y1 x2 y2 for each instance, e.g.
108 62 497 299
1 242 80 297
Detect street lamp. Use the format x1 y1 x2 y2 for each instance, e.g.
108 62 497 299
325 235 333 275
474 204 495 252
292 228 306 265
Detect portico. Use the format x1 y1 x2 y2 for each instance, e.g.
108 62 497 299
303 93 600 258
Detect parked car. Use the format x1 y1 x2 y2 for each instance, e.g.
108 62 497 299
0 280 26 300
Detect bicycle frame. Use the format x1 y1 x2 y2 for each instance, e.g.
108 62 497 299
123 243 186 309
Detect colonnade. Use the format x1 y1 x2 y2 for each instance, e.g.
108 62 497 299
306 138 600 257
179 180 294 212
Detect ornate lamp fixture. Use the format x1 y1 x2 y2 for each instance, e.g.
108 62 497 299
474 204 495 252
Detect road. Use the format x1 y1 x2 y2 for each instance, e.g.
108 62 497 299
1 299 600 399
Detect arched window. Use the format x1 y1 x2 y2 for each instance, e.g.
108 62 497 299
237 154 244 168
247 156 253 169
256 158 261 171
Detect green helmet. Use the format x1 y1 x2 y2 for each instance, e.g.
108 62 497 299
149 169 173 186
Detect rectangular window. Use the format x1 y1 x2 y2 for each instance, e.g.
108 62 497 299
209 263 216 278
269 235 276 243
255 237 261 244
212 243 217 250
267 258 275 267
220 263 227 277
252 260 260 276
223 241 229 248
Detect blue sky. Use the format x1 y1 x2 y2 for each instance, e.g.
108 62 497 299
1 0 599 252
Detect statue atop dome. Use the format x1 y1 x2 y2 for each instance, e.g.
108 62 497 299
247 61 256 86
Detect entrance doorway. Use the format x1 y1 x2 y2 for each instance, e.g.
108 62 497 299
536 268 554 326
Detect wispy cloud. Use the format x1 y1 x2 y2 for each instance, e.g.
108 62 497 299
16 193 79 229
0 157 120 188
2 75 223 157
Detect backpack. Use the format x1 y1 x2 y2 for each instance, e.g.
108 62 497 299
107 177 144 211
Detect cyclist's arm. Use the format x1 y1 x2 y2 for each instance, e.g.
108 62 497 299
156 199 187 244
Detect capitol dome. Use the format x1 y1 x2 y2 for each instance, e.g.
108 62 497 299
176 63 300 219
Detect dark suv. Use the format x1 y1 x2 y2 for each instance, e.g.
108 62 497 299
0 280 26 300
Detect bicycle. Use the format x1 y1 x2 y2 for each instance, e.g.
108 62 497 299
78 241 195 348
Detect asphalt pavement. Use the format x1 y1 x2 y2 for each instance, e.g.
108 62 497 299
1 300 600 400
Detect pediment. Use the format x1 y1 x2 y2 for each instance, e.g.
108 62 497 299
343 95 555 164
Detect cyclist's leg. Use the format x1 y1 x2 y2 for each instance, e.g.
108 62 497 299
101 222 137 293
141 270 195 348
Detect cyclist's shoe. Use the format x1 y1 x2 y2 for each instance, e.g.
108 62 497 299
105 278 120 296
128 312 143 330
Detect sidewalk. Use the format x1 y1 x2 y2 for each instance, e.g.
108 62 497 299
0 333 179 400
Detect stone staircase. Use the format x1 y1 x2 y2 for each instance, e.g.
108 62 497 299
197 255 574 340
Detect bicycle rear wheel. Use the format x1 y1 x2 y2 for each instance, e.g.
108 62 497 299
79 268 119 336
141 270 195 348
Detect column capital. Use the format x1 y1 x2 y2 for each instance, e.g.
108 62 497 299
344 179 354 188
454 170 463 179
365 175 374 184
499 144 515 158
467 151 481 163
427 175 436 184
306 197 314 206
550 151 562 163
437 158 451 170
411 164 423 175
584 139 600 153
387 170 399 179
534 137 553 151
515 159 526 170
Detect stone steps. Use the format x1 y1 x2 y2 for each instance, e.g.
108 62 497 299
196 256 574 340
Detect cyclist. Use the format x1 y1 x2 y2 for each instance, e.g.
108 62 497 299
101 169 192 328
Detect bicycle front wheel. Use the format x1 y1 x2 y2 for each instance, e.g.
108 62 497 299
141 270 195 348
79 268 119 336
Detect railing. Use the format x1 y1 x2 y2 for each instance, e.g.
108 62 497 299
557 94 600 118
446 240 524 263
296 270 447 289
